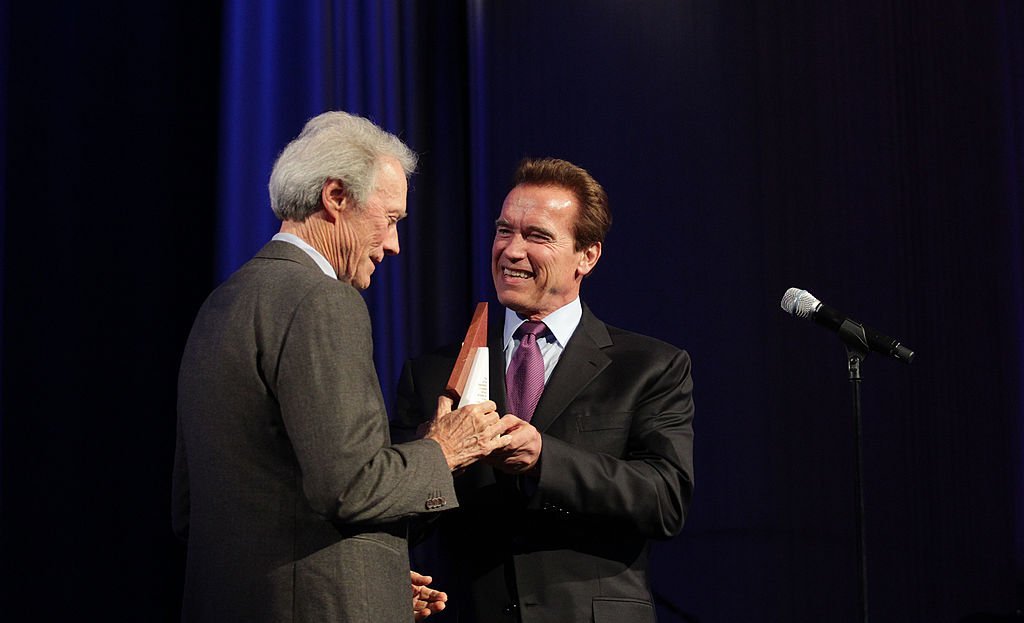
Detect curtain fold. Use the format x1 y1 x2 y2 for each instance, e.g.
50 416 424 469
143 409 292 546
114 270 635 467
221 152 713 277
216 0 479 408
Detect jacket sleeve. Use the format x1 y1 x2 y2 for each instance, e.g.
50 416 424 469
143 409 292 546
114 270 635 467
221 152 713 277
272 281 457 524
530 348 695 539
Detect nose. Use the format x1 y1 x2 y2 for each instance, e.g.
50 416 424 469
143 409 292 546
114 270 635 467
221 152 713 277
384 225 400 256
499 233 526 260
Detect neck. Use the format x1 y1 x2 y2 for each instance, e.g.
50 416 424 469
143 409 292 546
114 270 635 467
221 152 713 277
279 214 346 278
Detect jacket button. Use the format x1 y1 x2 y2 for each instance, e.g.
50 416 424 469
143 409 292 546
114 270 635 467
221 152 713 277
502 603 519 616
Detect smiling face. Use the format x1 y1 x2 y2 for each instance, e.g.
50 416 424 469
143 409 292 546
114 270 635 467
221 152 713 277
491 184 601 320
337 156 407 289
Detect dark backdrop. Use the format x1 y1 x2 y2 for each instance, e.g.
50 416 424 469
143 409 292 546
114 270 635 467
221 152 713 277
1 1 1021 622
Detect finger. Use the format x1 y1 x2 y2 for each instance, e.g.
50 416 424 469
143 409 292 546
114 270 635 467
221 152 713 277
479 424 511 448
410 570 431 585
495 431 525 452
466 399 497 415
498 413 525 431
486 432 513 451
473 410 502 428
416 587 440 600
414 584 426 595
500 413 524 431
435 395 453 418
487 416 521 437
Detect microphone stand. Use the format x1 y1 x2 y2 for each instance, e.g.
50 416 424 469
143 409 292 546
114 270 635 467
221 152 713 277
837 319 870 623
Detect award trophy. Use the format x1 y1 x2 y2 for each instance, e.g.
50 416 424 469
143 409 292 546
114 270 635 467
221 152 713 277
445 302 489 406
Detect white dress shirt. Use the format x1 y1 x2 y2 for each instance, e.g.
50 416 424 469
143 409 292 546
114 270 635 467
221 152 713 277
502 297 583 384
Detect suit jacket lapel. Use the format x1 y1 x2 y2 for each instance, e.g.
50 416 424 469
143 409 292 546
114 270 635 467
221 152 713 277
529 305 612 433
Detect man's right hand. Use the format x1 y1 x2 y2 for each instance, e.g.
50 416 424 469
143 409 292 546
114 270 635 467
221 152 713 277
425 396 514 471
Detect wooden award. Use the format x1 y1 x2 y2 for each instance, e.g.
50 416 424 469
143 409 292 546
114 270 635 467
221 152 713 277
445 302 489 406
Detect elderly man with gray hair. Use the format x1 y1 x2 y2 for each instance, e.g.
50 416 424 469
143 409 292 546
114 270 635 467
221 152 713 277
173 111 513 622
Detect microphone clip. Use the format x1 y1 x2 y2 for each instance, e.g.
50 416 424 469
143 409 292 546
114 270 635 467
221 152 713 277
838 318 869 381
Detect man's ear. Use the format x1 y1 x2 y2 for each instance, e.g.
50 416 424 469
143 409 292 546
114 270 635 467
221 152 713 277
320 179 350 222
576 242 602 278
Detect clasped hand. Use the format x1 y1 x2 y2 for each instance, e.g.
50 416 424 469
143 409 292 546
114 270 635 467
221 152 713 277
425 396 516 471
484 414 542 474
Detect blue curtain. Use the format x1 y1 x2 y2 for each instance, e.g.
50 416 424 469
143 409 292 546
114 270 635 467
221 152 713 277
218 0 390 276
217 0 487 405
466 0 495 302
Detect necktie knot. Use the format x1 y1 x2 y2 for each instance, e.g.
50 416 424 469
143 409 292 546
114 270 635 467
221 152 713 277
515 320 547 341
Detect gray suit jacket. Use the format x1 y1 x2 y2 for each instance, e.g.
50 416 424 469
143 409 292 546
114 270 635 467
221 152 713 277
173 241 456 622
394 306 695 623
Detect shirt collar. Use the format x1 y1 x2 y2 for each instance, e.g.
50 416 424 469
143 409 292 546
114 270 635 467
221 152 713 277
272 232 337 278
502 297 583 349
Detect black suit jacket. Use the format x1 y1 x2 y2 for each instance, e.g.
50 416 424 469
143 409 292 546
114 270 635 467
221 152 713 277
394 305 695 623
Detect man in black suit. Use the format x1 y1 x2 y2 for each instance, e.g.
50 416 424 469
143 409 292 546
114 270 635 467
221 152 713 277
394 157 695 622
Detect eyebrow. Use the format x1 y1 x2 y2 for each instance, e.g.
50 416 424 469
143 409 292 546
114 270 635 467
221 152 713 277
494 218 555 239
527 226 555 239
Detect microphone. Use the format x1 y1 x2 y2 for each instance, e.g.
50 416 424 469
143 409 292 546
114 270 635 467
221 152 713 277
780 288 915 363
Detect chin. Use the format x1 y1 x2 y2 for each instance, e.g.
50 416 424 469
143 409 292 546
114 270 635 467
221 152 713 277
494 288 517 307
348 273 371 290
496 292 532 315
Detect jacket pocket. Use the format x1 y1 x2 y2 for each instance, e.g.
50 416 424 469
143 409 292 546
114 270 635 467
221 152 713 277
576 411 631 432
592 596 655 623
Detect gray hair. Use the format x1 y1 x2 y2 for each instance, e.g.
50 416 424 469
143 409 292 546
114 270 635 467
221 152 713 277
268 111 418 221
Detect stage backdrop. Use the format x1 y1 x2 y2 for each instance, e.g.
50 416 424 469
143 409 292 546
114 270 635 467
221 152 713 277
1 1 1021 621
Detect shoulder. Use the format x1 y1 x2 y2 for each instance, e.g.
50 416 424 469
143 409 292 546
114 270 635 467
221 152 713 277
240 245 364 309
298 276 366 313
588 320 695 400
225 251 369 330
606 324 685 355
282 279 370 344
581 308 688 362
602 325 691 378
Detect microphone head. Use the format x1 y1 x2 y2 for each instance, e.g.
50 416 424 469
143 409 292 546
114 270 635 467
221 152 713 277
780 287 820 318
